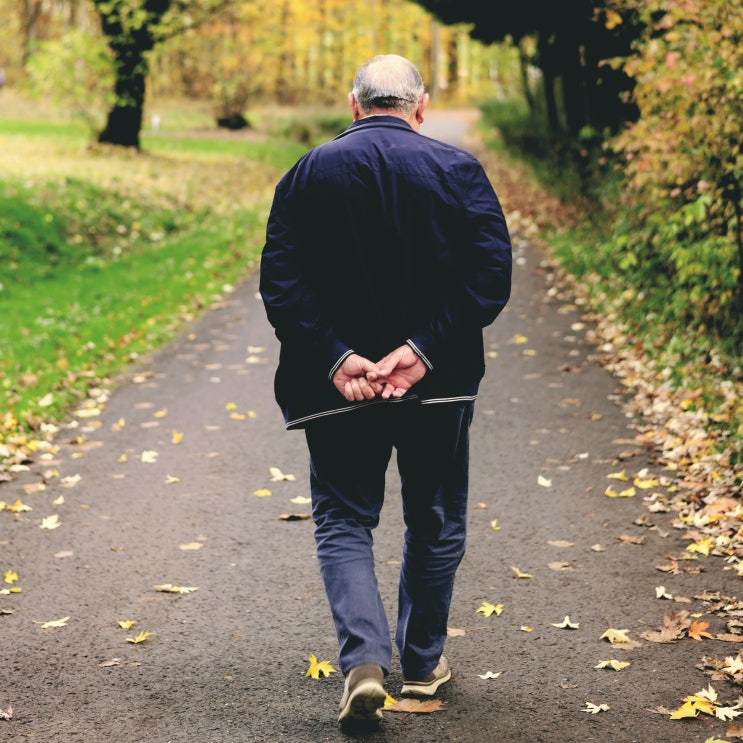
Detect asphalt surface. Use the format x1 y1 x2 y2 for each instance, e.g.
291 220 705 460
2 111 740 743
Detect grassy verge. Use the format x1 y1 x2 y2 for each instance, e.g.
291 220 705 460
0 110 308 470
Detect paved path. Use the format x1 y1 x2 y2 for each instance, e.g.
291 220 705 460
1 111 739 742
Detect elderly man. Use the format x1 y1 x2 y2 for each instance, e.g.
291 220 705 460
260 54 511 725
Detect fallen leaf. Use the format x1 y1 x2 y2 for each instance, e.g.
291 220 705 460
171 431 184 444
548 561 574 570
289 496 312 505
386 698 445 713
7 499 32 513
254 489 272 497
269 467 296 482
277 513 312 521
179 542 204 550
141 450 159 463
477 601 503 617
552 615 580 629
605 485 636 498
383 693 397 709
583 702 610 714
601 628 632 644
33 616 70 629
126 630 154 644
4 570 18 585
595 659 630 671
537 475 552 488
98 659 121 667
22 482 46 495
40 514 61 530
0 705 12 720
511 567 532 579
52 495 64 506
617 534 645 545
607 470 630 481
117 619 136 629
447 627 466 637
547 540 575 547
478 671 502 679
153 584 198 594
689 620 714 641
490 519 501 530
305 654 336 679
153 409 168 418
655 586 673 600
520 625 533 632
591 544 606 552
165 475 180 484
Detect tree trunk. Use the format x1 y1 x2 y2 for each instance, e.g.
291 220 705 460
98 48 147 149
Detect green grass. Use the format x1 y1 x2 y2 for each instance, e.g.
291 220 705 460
0 103 312 459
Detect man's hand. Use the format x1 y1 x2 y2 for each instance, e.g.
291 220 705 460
367 344 427 399
332 353 382 401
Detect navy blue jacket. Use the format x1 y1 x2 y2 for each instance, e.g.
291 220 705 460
260 115 512 429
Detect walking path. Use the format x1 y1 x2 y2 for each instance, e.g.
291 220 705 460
1 111 739 742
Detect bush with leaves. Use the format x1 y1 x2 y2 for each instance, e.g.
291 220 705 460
605 0 742 348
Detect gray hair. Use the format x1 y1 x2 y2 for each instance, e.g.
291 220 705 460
351 54 425 116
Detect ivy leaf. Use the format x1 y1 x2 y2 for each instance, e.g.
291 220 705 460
305 654 336 679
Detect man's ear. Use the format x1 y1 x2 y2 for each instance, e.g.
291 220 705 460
415 93 430 124
349 92 362 121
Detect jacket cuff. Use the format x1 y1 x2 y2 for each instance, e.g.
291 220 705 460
406 339 433 371
328 347 355 381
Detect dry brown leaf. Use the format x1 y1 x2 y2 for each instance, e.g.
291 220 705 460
548 561 574 570
716 634 743 643
447 627 466 637
617 534 645 545
386 698 446 714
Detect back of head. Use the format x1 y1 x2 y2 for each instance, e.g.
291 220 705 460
352 55 425 116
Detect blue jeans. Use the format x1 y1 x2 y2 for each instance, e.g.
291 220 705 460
304 400 473 678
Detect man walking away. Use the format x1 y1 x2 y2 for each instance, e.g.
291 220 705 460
260 53 512 726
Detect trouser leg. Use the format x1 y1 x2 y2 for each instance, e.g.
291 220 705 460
394 401 473 679
304 410 393 675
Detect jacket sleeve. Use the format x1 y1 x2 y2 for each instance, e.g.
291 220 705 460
407 159 512 369
259 169 353 378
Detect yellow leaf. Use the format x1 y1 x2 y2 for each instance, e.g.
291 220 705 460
179 541 204 551
33 616 70 629
383 692 397 708
511 567 532 579
669 701 699 719
607 469 629 481
141 450 159 463
290 496 312 505
478 671 502 679
305 654 337 679
112 418 126 431
127 630 154 644
595 659 630 671
52 495 64 506
225 402 237 410
117 619 136 629
520 625 533 632
537 475 552 488
655 586 672 600
254 489 272 497
490 519 501 531
477 601 503 617
552 615 579 629
687 538 712 555
513 334 528 344
605 9 622 29
230 412 246 420
171 430 184 444
269 467 296 482
600 628 631 644
153 409 168 418
153 584 198 594
8 499 32 513
40 514 61 530
165 474 180 484
4 570 18 585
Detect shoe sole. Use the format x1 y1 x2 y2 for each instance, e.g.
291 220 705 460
338 680 386 722
400 668 452 697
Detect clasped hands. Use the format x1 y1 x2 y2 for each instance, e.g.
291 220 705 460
332 344 427 402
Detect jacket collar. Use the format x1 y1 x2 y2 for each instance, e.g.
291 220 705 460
334 115 415 141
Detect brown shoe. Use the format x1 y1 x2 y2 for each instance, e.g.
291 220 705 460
338 664 386 723
400 656 451 696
